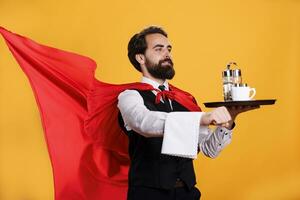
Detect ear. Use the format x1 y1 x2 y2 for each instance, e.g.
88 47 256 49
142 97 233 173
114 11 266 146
135 54 145 65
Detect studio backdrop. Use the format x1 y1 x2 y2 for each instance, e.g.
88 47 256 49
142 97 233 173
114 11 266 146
0 0 299 199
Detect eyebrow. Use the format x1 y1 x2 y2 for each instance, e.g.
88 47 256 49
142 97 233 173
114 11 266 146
153 44 172 49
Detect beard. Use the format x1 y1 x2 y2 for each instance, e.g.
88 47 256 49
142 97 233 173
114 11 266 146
145 58 175 80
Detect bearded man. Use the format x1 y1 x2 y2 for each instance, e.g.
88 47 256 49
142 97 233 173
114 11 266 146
117 26 257 200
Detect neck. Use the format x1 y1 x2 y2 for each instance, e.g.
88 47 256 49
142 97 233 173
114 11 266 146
142 72 165 85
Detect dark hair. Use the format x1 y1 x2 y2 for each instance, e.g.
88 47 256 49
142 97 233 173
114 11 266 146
127 26 168 72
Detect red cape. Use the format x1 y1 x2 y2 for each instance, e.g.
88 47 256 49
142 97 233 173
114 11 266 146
0 27 201 200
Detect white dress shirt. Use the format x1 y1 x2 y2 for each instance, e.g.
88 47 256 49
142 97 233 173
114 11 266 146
117 77 232 159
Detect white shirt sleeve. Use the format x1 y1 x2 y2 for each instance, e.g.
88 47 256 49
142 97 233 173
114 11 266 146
117 89 166 137
117 89 233 159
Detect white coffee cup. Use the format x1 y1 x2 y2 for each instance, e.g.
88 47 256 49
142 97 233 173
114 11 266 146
231 84 256 101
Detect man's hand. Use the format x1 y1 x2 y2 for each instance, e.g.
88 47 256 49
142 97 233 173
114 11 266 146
200 105 260 129
200 106 232 128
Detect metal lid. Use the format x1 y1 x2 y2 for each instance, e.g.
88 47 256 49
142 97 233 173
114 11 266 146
226 61 238 70
233 83 247 87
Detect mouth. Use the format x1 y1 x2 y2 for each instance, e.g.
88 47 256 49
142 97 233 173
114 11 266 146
161 59 173 66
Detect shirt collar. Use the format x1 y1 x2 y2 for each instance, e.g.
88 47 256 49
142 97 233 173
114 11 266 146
141 76 169 91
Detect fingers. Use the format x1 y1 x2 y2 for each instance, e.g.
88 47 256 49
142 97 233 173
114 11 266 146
210 106 232 125
219 122 229 128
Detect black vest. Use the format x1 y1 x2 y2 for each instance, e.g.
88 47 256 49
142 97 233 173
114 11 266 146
118 90 197 190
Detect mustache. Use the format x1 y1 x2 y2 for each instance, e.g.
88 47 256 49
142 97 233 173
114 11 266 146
159 58 173 66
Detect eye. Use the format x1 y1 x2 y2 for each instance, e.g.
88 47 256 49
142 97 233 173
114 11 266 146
155 48 162 52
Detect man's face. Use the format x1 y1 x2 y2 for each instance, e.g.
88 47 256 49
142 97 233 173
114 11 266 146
143 33 175 80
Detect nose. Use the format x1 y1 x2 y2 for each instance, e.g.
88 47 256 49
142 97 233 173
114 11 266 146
163 48 171 59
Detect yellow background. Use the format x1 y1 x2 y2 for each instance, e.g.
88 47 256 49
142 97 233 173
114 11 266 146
0 0 299 199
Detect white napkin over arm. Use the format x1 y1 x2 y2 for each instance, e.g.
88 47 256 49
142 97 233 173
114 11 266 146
161 112 203 159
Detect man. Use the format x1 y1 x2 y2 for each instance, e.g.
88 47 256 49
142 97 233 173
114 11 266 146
117 26 258 200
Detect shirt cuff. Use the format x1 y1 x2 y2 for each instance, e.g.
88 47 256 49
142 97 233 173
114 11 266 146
215 126 233 148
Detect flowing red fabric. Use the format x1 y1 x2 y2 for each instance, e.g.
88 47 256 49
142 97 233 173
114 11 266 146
0 27 201 200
